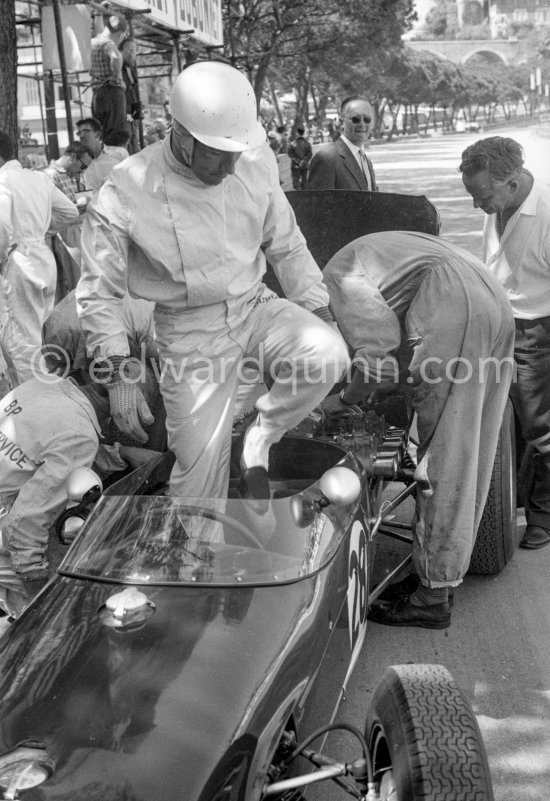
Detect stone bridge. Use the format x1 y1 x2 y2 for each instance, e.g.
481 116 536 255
406 38 527 66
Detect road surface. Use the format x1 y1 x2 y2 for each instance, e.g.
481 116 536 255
368 123 550 259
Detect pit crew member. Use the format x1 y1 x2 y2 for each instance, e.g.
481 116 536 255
460 136 550 551
322 231 515 629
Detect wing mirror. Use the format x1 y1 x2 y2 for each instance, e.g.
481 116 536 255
66 467 103 503
55 468 103 545
290 466 361 528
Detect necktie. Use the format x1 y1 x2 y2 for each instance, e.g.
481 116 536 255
358 149 370 189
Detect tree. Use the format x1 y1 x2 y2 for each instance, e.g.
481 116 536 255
222 0 417 117
423 0 458 39
0 0 18 149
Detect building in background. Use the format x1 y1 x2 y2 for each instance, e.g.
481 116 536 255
15 0 223 161
488 0 550 37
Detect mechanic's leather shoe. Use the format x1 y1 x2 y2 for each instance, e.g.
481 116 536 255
377 574 454 608
368 597 451 630
377 573 419 600
520 525 550 549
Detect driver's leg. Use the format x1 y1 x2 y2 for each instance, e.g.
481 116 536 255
242 296 349 472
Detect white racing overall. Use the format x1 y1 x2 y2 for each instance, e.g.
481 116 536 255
0 378 100 616
78 139 349 497
0 160 79 385
324 231 516 587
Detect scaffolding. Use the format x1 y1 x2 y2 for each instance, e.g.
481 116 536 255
16 0 222 160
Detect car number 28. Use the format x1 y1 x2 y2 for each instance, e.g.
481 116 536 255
347 520 368 652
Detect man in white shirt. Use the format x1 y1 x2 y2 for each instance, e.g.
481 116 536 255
75 117 128 192
460 135 550 550
307 96 378 191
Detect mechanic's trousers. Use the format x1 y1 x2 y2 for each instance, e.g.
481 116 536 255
154 289 350 498
0 242 57 385
407 259 515 587
509 316 550 529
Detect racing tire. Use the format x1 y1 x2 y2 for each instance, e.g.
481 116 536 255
468 399 519 575
365 664 494 801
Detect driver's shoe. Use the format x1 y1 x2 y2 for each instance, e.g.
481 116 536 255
238 419 271 506
368 597 451 630
240 466 270 501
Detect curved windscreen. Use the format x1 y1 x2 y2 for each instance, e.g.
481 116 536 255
59 465 360 586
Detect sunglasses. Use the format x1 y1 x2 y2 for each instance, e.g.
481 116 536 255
76 129 94 135
77 158 89 170
347 115 372 124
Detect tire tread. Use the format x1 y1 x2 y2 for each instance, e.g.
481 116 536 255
367 663 494 801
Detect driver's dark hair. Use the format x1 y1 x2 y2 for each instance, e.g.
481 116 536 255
77 117 103 137
0 131 15 162
64 141 94 159
459 136 524 181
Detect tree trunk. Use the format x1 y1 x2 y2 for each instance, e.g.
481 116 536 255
253 53 272 106
0 0 18 153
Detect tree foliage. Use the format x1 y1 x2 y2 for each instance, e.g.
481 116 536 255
222 0 417 112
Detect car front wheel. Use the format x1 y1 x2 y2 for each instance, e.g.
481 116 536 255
365 663 494 801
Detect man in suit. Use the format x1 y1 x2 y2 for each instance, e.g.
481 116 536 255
307 96 378 191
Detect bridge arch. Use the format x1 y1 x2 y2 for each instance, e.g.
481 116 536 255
406 39 523 67
462 48 507 65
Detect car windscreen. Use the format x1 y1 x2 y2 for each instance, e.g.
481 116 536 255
59 489 359 586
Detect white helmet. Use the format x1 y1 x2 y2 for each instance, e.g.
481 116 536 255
169 61 266 153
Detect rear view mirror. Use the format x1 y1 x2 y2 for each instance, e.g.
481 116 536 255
55 468 103 545
319 466 361 507
66 468 103 503
290 466 361 528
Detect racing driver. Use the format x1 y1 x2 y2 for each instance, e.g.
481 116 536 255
77 61 349 499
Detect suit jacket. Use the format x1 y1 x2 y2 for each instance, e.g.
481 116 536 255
307 137 378 191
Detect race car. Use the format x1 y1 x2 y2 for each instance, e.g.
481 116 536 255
0 436 494 801
0 190 508 800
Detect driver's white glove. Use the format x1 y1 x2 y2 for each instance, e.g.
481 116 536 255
102 356 154 444
107 380 154 443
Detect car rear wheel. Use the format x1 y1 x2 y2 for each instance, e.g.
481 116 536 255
365 664 494 801
468 399 519 575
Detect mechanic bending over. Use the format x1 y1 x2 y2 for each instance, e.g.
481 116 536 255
322 231 515 630
0 375 160 619
77 61 349 500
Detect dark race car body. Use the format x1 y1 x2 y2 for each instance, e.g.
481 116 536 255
0 440 373 801
0 191 500 801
